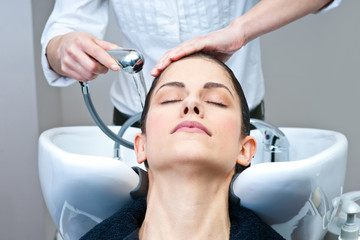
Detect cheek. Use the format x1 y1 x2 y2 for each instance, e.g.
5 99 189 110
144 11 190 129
143 108 177 169
212 112 242 155
215 112 241 138
146 112 164 135
144 108 171 150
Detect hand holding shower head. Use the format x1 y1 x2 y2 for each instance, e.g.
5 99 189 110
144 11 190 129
81 49 147 150
107 49 144 73
107 49 147 108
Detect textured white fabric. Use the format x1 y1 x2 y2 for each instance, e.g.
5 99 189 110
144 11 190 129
41 0 342 114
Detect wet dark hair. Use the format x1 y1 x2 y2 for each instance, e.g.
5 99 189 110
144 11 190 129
140 52 251 172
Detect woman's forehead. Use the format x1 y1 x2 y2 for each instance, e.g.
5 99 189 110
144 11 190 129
156 57 234 89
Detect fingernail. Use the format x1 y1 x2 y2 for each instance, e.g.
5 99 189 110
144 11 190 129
110 65 120 71
151 69 157 76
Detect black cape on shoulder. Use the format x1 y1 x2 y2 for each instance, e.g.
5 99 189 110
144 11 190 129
80 197 285 240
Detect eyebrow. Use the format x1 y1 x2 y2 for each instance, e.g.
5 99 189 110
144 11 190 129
155 81 185 94
203 82 234 98
155 81 234 98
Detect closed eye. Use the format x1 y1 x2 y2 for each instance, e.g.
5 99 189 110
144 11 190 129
161 99 183 104
206 101 227 108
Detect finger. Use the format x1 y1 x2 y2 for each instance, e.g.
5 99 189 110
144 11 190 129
94 63 109 74
150 53 173 76
94 38 124 71
170 37 209 60
78 52 109 75
151 38 208 76
152 48 180 72
63 61 98 82
68 68 98 82
94 38 121 51
67 46 108 75
62 50 100 81
82 38 120 71
84 59 109 75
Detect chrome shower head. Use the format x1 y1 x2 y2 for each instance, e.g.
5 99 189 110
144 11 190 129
107 49 144 74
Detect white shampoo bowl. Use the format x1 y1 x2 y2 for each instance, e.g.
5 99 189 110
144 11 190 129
38 126 348 240
236 128 348 239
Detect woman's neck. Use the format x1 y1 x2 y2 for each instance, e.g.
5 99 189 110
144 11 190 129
139 170 234 240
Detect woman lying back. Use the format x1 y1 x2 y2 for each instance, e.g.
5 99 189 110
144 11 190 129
81 53 285 240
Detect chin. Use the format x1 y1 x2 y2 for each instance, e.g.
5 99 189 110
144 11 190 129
170 144 227 169
173 140 212 156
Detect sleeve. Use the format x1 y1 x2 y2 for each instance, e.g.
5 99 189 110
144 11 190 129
317 0 343 14
40 0 110 87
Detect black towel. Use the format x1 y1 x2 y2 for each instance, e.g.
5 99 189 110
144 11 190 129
229 198 285 240
80 198 146 240
80 197 284 240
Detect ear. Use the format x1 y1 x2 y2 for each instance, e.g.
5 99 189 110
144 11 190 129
236 136 257 166
134 133 147 164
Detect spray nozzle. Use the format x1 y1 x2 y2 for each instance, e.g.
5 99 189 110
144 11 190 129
339 198 360 240
107 49 144 74
107 48 147 108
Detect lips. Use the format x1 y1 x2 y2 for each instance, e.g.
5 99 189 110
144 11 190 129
171 120 212 136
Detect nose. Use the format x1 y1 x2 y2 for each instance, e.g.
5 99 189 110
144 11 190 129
181 98 204 118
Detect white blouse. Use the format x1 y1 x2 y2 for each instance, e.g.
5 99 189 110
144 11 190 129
41 0 342 115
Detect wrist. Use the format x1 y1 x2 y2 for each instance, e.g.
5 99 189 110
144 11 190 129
46 35 63 74
229 17 251 46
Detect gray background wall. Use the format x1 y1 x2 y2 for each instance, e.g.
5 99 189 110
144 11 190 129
0 0 358 239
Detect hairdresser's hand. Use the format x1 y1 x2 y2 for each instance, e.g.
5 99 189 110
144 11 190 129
46 32 121 82
151 20 246 76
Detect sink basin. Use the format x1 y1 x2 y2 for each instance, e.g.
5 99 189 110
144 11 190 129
38 126 347 240
236 128 348 239
38 126 141 240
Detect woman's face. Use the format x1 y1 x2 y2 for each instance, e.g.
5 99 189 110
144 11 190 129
135 57 251 175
